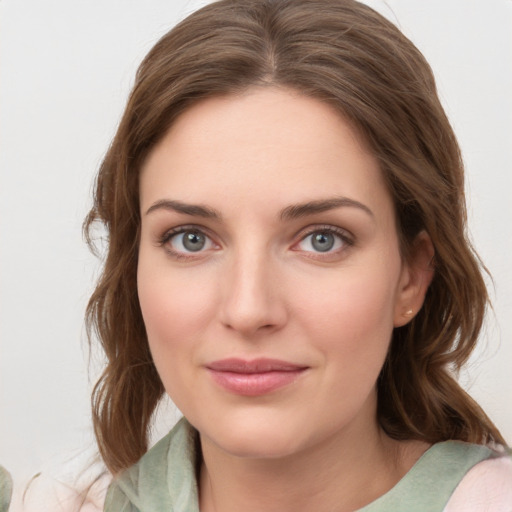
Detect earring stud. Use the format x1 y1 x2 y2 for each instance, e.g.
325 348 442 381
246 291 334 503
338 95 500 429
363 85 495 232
404 309 414 317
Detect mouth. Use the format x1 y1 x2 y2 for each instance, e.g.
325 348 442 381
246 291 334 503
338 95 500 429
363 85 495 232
206 358 308 396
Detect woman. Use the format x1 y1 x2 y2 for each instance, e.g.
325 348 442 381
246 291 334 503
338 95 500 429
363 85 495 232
83 0 511 510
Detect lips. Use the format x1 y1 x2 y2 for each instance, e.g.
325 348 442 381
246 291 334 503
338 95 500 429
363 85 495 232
206 358 308 396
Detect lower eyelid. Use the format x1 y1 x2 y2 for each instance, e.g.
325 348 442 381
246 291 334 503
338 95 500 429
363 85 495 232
301 235 342 252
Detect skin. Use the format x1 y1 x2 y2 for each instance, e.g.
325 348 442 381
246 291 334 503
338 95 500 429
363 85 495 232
137 87 434 512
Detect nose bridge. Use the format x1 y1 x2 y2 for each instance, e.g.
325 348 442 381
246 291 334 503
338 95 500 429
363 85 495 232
220 240 284 336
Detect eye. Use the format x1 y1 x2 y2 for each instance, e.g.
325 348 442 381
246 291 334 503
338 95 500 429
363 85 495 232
160 228 217 256
295 228 351 254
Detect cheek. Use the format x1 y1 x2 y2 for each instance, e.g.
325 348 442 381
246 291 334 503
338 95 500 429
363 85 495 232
136 256 217 383
296 264 399 337
291 257 401 382
138 253 214 332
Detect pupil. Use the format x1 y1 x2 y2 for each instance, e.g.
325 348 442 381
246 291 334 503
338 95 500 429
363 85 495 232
183 231 205 251
312 232 334 252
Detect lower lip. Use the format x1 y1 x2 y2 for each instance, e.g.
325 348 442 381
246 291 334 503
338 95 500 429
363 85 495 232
208 369 306 396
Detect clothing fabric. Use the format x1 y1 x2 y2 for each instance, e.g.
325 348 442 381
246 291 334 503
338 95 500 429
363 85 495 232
0 465 12 512
444 455 512 512
105 418 511 512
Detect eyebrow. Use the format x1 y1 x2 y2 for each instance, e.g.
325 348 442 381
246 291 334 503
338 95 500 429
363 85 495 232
145 196 373 221
145 199 222 219
279 197 374 220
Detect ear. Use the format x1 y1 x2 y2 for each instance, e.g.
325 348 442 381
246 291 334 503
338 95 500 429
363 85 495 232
393 231 435 327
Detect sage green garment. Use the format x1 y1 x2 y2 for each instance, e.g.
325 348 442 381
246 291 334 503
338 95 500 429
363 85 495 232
105 418 497 512
0 465 12 512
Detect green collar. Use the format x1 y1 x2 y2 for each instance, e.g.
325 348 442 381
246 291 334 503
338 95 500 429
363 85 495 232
105 418 496 512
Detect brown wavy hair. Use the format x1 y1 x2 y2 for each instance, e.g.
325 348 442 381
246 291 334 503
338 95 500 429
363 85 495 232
84 0 505 475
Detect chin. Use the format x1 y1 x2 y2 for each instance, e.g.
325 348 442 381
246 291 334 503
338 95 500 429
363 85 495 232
210 430 303 460
192 408 319 460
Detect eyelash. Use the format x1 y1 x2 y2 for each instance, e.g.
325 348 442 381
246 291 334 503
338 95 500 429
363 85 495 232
293 225 354 258
157 224 354 260
158 225 218 260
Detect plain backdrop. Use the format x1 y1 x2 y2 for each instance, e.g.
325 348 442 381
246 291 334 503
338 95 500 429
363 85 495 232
1 0 511 483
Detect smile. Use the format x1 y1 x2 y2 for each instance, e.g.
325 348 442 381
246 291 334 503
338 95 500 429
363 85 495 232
206 358 308 396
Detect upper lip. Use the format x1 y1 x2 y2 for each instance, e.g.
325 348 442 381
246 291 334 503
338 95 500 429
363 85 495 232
206 358 307 373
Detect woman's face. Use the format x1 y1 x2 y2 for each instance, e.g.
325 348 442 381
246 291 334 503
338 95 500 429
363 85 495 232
138 87 428 459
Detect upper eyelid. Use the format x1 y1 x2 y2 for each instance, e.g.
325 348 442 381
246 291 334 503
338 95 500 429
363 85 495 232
160 224 215 240
295 224 354 240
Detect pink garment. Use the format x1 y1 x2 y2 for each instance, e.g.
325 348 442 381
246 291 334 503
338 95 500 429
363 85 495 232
444 456 512 511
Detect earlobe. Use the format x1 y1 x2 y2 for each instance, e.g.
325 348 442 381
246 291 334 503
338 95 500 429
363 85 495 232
393 231 435 327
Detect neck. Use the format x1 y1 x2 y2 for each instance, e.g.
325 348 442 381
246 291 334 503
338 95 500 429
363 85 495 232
198 410 422 512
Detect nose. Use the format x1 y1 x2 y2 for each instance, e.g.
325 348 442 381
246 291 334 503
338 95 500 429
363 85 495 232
219 249 287 338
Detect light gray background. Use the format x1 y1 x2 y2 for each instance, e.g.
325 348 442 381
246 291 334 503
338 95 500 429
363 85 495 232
1 0 511 482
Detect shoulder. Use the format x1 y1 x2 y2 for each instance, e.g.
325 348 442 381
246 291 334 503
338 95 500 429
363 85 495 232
104 432 177 511
105 418 198 512
111 417 194 488
444 451 512 512
359 441 510 512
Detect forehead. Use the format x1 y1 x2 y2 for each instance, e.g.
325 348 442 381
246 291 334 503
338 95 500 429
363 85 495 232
139 87 392 219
